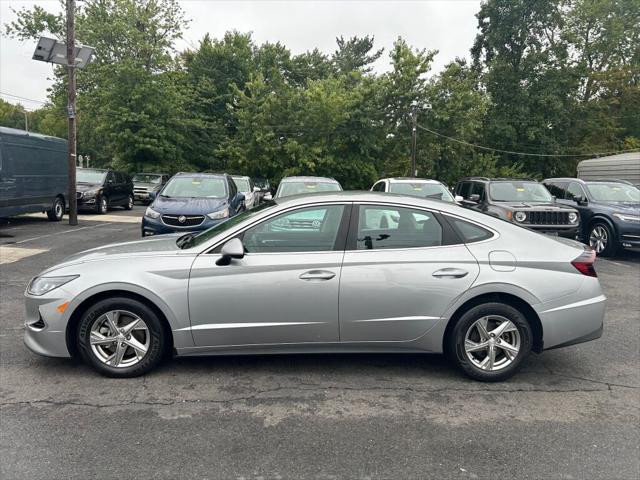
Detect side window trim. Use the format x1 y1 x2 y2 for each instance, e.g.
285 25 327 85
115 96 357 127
441 213 498 244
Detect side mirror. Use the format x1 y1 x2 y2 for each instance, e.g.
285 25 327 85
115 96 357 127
263 192 273 201
253 186 261 193
469 194 480 202
216 238 245 266
577 197 588 206
454 195 464 204
149 191 157 201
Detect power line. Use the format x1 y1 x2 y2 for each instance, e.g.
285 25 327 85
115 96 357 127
416 123 640 158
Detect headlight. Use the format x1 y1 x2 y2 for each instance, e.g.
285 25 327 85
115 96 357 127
568 212 579 223
27 275 79 296
207 208 229 220
613 213 640 223
83 189 101 198
144 207 161 219
514 211 527 222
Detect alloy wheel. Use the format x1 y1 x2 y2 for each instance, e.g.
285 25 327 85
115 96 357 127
464 315 521 372
54 200 63 219
89 310 150 368
589 225 608 254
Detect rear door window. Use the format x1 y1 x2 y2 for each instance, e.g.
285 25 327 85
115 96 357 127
356 205 443 250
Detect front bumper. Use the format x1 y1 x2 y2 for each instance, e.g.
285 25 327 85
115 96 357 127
141 215 226 236
616 222 640 249
23 289 73 358
528 225 580 238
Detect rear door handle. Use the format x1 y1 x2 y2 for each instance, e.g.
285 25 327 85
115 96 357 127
299 270 336 281
432 268 469 279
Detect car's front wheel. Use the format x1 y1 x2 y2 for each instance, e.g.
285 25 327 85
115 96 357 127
77 297 167 377
46 196 64 221
124 194 134 210
589 222 616 257
95 196 108 214
447 302 532 382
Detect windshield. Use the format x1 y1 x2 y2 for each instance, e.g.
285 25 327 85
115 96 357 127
182 201 276 248
489 182 553 202
161 176 227 198
77 169 106 184
133 174 162 184
586 183 640 203
233 177 251 191
389 182 454 202
277 181 341 198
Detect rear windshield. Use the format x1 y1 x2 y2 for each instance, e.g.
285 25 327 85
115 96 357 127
586 183 639 202
162 176 227 198
133 174 163 184
389 182 454 202
277 181 341 198
77 169 106 183
489 182 552 202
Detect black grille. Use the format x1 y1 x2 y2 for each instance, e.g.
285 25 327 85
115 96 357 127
527 211 570 225
161 214 205 227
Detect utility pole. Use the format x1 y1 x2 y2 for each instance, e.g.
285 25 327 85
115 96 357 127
23 110 28 132
410 106 418 177
66 0 78 225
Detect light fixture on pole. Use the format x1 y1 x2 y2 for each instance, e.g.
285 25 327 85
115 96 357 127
32 31 95 226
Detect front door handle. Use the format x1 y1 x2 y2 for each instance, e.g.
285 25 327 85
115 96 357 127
432 268 468 279
299 270 336 281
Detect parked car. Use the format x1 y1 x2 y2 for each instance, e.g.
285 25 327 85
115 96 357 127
253 178 273 203
24 192 605 381
543 178 640 256
132 173 170 204
0 126 67 221
231 175 259 209
454 177 580 238
141 172 244 236
371 177 459 203
76 168 134 214
274 176 342 199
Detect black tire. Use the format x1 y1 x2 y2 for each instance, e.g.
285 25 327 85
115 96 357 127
77 297 167 377
588 222 616 257
95 196 108 214
447 302 532 382
46 196 65 221
124 194 134 210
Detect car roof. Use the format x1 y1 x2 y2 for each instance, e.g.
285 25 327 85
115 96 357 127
383 177 443 184
174 172 227 178
230 175 250 179
135 172 165 176
280 176 339 183
272 191 463 212
459 177 538 182
544 177 633 185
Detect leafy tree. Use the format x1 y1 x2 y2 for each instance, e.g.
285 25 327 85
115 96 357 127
333 35 384 74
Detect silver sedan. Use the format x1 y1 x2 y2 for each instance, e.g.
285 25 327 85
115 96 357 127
24 192 606 381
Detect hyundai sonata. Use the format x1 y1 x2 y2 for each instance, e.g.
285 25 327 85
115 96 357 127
24 192 605 381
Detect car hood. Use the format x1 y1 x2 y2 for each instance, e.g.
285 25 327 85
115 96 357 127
76 182 102 192
42 235 184 274
151 195 227 215
591 201 640 213
495 201 575 211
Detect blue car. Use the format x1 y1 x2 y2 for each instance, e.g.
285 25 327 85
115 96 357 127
141 172 245 236
543 178 640 256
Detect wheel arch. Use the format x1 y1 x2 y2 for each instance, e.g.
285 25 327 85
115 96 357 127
587 214 616 234
65 289 175 358
442 292 544 354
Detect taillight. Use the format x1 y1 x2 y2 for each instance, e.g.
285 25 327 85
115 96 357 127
571 247 597 277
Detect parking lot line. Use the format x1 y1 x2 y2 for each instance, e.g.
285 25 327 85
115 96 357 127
0 245 49 265
14 222 113 245
24 213 141 224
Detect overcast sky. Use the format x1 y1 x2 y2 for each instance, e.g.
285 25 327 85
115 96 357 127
0 0 481 110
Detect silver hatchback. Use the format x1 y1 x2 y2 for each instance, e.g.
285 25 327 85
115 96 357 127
24 192 605 381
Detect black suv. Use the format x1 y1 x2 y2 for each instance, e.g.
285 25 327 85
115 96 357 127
543 178 640 256
76 168 134 214
454 177 580 238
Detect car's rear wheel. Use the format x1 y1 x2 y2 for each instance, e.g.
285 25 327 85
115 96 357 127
124 194 134 210
77 297 166 377
589 222 616 257
95 196 108 214
46 196 64 221
448 302 532 382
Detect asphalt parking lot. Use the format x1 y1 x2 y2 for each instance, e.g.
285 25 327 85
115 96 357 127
1 206 639 480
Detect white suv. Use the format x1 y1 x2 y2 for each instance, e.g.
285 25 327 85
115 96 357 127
371 177 460 203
